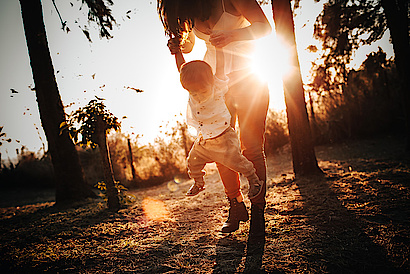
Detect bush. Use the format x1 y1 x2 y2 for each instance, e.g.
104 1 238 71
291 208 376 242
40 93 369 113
97 119 191 189
308 49 404 144
264 110 289 155
76 146 104 186
0 147 55 189
1 111 291 190
0 118 191 191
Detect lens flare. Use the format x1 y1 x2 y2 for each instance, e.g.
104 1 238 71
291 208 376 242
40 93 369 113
167 180 179 192
173 176 182 184
142 198 169 221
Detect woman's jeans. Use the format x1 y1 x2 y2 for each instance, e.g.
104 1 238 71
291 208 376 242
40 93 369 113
217 69 269 207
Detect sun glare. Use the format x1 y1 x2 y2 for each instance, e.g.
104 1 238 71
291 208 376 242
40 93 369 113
142 197 169 221
252 36 288 110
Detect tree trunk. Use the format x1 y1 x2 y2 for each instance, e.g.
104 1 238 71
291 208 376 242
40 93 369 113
271 0 322 176
96 116 120 211
127 138 138 186
380 0 410 153
19 0 95 205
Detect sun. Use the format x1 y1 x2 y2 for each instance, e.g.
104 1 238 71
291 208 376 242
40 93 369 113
251 35 288 110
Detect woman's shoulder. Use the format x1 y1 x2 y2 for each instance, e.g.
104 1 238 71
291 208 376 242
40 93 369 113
226 0 251 14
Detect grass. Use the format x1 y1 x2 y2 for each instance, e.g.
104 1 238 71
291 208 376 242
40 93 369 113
0 135 409 273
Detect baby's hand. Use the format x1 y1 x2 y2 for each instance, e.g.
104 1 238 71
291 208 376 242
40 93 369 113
167 37 181 55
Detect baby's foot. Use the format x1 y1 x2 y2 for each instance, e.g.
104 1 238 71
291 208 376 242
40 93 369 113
186 184 205 196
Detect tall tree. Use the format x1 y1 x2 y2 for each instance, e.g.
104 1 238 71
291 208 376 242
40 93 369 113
313 0 410 151
19 0 116 205
19 0 94 205
380 0 410 152
271 0 322 176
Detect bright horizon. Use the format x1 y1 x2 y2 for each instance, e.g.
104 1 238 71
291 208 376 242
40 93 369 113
0 0 393 161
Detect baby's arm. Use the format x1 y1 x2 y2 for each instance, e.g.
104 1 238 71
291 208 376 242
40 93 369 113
175 51 185 72
167 37 186 72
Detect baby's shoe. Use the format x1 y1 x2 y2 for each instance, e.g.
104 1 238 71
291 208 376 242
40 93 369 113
248 177 264 200
186 183 205 196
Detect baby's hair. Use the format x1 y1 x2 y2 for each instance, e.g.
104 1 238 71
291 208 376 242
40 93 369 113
180 60 214 91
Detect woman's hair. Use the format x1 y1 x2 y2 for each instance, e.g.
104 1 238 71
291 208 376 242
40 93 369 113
180 60 214 92
157 0 214 38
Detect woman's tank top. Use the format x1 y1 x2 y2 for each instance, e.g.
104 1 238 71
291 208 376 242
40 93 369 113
193 0 254 74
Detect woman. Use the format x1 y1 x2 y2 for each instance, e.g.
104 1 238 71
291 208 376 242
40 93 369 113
158 0 271 240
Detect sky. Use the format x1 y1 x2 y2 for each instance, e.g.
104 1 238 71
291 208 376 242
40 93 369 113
0 0 393 162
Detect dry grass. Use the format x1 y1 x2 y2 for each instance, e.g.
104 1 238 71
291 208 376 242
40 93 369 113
0 135 409 273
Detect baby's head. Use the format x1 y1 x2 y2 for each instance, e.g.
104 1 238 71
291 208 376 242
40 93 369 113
180 60 214 100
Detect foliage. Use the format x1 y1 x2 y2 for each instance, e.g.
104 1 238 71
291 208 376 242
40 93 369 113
308 48 403 143
81 0 116 40
314 0 388 53
63 98 121 149
310 0 409 100
308 0 407 143
0 126 14 170
80 118 192 189
0 147 55 189
0 126 13 148
142 117 192 185
106 132 145 187
52 0 117 41
264 110 289 155
2 109 291 190
65 98 122 210
310 0 389 105
95 180 136 207
77 146 105 185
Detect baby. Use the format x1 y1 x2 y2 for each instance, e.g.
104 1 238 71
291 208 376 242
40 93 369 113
170 38 263 200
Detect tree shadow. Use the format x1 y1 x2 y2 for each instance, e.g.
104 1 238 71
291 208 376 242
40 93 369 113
213 234 246 273
0 199 123 272
0 200 115 249
0 187 56 208
295 174 403 273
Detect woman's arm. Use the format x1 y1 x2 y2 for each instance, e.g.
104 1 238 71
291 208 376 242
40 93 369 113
209 0 271 48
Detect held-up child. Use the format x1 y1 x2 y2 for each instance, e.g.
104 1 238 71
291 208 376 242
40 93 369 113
169 37 263 201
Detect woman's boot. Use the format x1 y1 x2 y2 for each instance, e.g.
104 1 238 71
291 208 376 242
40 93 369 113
221 197 249 233
249 204 265 240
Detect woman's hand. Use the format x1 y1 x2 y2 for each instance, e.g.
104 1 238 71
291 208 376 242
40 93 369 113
180 32 195 53
209 30 234 48
167 32 195 54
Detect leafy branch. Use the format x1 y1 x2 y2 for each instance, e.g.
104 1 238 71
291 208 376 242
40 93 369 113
62 97 120 149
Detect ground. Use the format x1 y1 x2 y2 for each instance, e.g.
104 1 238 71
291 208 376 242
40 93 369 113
0 135 409 273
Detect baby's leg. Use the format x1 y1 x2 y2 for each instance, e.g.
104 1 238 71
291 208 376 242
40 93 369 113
211 130 264 200
186 142 208 196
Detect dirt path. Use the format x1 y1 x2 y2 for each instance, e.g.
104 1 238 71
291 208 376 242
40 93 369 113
0 135 409 273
